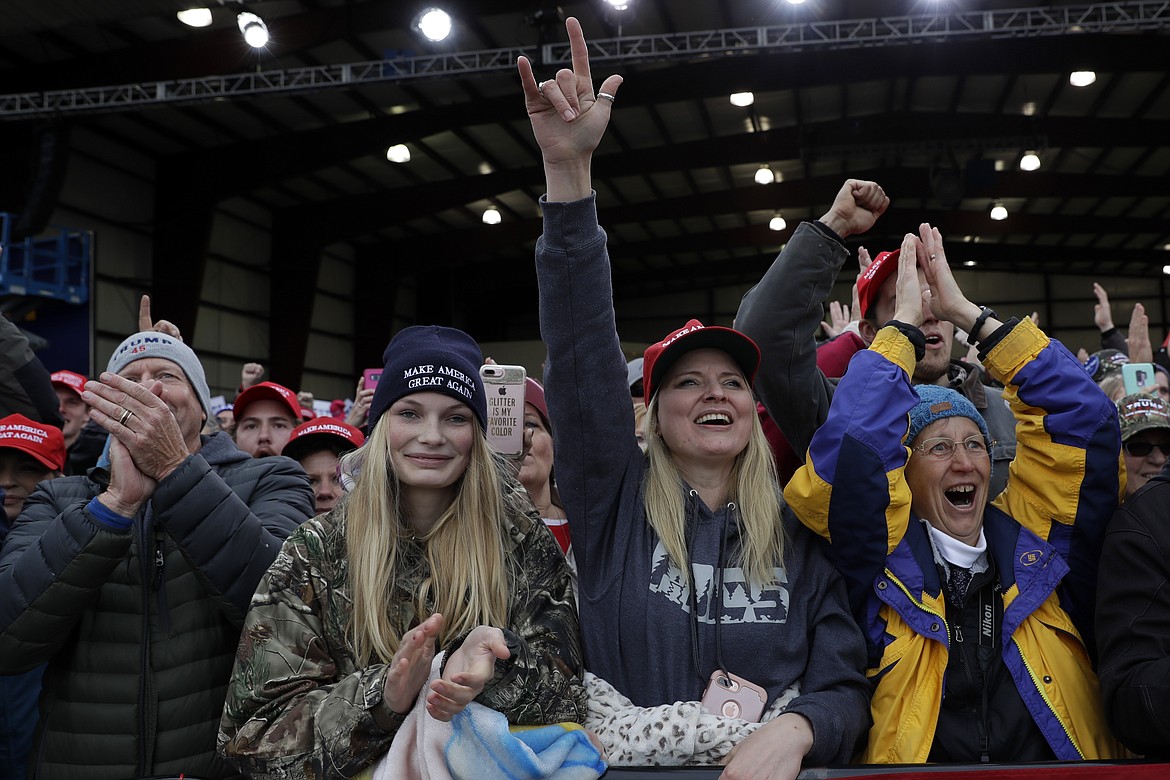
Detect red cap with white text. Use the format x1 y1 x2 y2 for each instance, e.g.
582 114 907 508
856 249 899 321
641 319 760 405
0 414 66 471
233 381 301 424
50 370 88 398
282 418 366 462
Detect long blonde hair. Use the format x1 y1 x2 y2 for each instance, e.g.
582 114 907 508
642 393 786 587
343 414 510 663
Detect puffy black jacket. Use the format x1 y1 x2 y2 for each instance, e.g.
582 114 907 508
0 432 313 780
1096 465 1170 758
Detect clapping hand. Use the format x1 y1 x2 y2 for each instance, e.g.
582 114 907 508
384 613 444 715
426 625 510 722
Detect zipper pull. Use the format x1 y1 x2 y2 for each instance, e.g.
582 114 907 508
152 543 165 590
954 625 964 643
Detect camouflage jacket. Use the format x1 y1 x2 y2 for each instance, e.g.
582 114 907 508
218 475 586 779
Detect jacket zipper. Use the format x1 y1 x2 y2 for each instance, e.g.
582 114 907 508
1016 641 1084 758
137 523 151 778
949 599 990 760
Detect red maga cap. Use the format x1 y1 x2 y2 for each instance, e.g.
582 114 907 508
0 414 66 471
282 418 365 462
233 381 301 424
856 249 899 321
50 370 88 398
641 319 760 405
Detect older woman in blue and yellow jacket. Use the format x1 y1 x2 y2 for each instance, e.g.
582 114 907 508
786 224 1124 764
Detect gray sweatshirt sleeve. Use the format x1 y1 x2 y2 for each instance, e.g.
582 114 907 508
778 522 872 766
535 193 645 602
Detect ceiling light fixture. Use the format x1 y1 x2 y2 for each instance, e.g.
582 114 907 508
603 0 631 10
769 213 787 231
1069 70 1097 87
177 8 213 27
729 92 755 107
414 8 452 42
963 260 978 267
237 12 269 48
482 206 502 225
990 202 1008 221
1163 265 1170 276
385 144 411 163
785 0 808 4
1019 151 1041 171
754 164 775 185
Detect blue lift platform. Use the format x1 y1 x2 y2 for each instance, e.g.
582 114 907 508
0 213 91 304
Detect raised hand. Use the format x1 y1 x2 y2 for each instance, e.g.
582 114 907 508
138 294 183 341
426 625 510 722
820 300 852 338
241 362 265 390
917 222 980 331
857 246 873 273
384 613 444 715
346 383 375 428
1092 282 1115 332
518 17 623 201
818 180 889 239
1128 302 1153 363
890 233 926 328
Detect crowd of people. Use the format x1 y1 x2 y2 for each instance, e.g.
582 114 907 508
0 16 1168 780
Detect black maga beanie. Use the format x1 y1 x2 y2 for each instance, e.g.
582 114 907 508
367 325 487 432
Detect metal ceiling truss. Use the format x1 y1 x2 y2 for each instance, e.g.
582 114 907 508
1 1 1167 118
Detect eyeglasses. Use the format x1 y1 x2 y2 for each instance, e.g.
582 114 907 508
1123 440 1170 457
912 435 991 460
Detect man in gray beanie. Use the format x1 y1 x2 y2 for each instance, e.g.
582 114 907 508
0 317 314 779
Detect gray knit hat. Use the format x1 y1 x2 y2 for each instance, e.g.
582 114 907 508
105 331 212 422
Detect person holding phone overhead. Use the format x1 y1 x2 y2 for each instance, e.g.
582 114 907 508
218 325 587 778
785 227 1124 763
522 18 869 776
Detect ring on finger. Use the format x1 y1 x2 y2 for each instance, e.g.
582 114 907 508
118 407 134 426
538 80 549 95
597 91 616 103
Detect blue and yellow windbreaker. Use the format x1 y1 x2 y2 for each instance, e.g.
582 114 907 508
786 319 1125 763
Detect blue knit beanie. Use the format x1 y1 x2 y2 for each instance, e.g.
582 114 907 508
906 385 992 450
367 326 487 433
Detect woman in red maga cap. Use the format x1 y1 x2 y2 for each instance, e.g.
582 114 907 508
520 18 869 778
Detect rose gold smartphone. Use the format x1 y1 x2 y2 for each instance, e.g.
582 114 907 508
700 670 767 722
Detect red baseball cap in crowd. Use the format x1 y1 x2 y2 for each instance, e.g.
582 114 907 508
856 249 899 321
524 378 551 431
50 370 88 398
0 414 66 471
642 319 760 405
282 418 366 462
233 381 301 424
